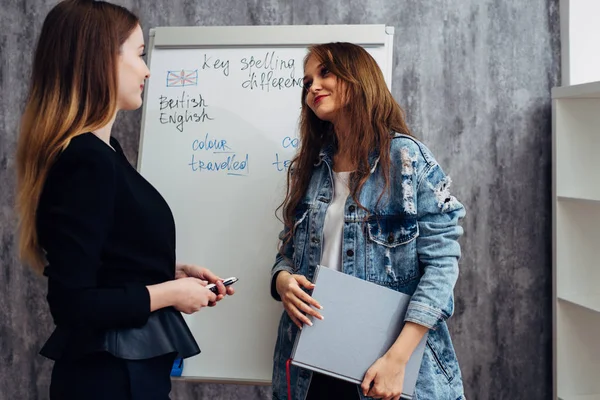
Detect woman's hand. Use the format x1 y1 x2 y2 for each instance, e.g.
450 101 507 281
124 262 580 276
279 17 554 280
275 271 323 329
171 277 217 314
360 353 406 400
176 263 235 306
360 322 428 399
148 278 216 314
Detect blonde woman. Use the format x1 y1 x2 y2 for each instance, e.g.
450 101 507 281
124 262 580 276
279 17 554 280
16 1 233 399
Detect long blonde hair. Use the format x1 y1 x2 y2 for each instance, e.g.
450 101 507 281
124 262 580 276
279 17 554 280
16 0 138 272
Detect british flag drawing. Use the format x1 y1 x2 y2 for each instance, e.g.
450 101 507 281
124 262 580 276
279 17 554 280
166 69 198 87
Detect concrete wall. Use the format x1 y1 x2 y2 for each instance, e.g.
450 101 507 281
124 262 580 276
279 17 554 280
0 1 560 398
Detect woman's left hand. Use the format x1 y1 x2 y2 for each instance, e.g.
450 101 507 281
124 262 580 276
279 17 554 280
360 353 406 400
175 263 235 306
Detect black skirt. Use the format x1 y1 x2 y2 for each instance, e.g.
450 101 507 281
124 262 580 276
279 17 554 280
50 351 177 400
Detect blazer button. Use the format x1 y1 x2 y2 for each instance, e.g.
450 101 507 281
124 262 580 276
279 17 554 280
346 249 354 257
387 234 395 243
311 237 320 244
349 205 356 212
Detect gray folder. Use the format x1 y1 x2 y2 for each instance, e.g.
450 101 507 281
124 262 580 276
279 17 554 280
290 265 428 400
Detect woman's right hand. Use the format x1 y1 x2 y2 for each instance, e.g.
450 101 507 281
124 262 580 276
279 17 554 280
171 277 217 314
147 278 217 314
275 271 323 329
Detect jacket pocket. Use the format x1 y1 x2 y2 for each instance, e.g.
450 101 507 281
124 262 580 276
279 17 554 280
426 339 454 383
365 215 420 286
366 215 419 247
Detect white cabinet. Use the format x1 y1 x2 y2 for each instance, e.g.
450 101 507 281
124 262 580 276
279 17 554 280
553 81 600 400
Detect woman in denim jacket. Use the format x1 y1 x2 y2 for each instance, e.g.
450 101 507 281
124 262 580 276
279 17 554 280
270 42 466 400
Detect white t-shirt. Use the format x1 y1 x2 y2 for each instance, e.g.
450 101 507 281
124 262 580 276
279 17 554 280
320 171 351 272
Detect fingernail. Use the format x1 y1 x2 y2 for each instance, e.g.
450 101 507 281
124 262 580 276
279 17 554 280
319 315 324 320
307 320 313 326
318 305 323 310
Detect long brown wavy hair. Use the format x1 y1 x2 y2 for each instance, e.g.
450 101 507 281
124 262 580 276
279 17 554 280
279 42 412 252
16 0 139 272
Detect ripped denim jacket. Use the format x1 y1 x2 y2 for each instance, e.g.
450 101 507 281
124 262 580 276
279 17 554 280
270 134 466 400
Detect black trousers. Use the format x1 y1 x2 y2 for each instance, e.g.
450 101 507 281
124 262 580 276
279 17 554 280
306 372 361 400
49 351 176 400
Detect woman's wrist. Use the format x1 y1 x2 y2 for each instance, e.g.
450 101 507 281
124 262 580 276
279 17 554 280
275 270 291 294
385 346 411 365
147 281 177 312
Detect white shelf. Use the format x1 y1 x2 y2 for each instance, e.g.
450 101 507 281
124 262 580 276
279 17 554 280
554 83 600 399
557 195 600 204
557 295 600 314
554 98 600 200
555 201 600 298
553 81 600 99
559 394 600 400
556 302 600 397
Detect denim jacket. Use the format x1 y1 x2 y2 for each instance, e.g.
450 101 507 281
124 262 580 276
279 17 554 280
270 133 466 400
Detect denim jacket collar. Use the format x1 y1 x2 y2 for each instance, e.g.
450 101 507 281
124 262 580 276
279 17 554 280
315 144 380 173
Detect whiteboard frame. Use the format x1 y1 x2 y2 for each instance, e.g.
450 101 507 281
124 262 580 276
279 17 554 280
151 25 392 48
137 24 394 385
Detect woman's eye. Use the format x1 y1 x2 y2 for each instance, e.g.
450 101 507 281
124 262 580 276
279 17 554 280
320 67 329 76
303 81 312 90
140 52 147 58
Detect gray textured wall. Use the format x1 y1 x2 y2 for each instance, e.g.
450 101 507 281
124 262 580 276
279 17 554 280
0 1 559 399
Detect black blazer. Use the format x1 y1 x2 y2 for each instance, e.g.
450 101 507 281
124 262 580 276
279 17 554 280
37 133 195 360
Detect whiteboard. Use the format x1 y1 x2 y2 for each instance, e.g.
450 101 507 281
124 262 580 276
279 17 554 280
137 25 394 384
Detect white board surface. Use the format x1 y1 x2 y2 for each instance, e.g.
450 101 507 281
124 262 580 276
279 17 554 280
137 25 394 384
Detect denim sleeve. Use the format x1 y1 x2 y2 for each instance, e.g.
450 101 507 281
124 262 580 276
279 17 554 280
270 227 296 301
404 163 466 329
